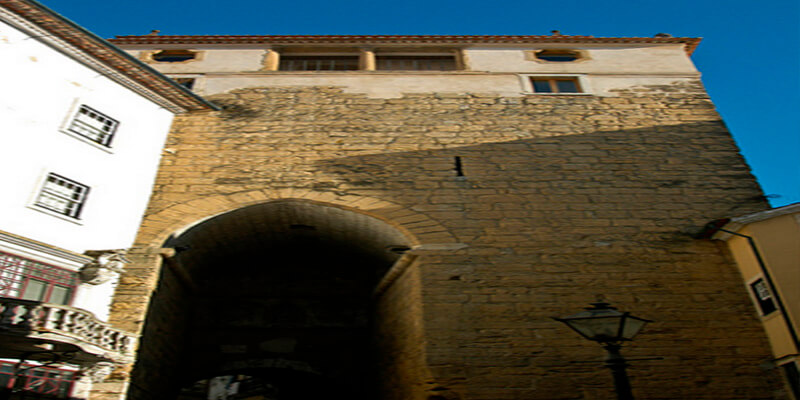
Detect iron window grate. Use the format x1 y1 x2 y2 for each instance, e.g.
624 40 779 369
67 105 119 147
34 173 90 219
279 56 360 71
376 55 457 71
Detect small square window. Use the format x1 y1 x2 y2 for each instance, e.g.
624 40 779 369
174 77 196 90
152 49 197 62
530 78 582 94
34 173 90 219
749 278 777 315
67 105 118 147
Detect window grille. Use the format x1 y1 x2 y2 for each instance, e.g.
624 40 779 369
0 252 77 305
34 174 90 219
0 360 76 398
279 55 360 71
750 278 777 315
376 55 457 71
67 105 118 147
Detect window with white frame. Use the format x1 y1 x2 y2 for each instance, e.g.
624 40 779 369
520 75 589 95
530 77 582 93
67 105 119 147
0 251 78 305
34 174 90 219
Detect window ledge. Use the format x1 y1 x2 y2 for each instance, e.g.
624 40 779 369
521 92 593 96
27 205 84 225
262 70 471 74
59 129 115 154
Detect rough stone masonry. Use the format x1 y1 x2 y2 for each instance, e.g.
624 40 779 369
97 79 785 400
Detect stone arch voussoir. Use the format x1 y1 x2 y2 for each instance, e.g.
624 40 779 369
135 188 457 249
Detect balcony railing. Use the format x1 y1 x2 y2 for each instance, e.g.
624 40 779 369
0 297 136 363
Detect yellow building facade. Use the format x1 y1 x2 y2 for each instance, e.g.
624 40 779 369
711 203 800 398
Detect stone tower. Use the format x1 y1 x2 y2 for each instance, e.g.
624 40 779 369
98 34 786 399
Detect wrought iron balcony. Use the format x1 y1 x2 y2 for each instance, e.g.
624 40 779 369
0 297 137 364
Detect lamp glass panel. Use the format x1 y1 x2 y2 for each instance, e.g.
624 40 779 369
620 317 649 340
566 316 624 341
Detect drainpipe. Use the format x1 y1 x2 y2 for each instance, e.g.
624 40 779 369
700 220 800 353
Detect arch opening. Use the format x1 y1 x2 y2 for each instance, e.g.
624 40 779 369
131 200 420 400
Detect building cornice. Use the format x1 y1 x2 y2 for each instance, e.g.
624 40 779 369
0 229 93 266
0 0 218 112
110 34 702 55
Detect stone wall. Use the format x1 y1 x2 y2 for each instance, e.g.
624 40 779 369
108 81 787 399
375 256 430 400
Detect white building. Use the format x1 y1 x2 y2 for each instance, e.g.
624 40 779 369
0 0 215 397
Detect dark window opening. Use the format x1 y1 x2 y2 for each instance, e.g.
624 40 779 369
173 78 196 90
454 156 464 177
0 251 78 305
531 78 582 94
535 49 581 62
782 362 800 399
279 55 360 71
152 49 197 63
376 55 457 71
750 278 777 315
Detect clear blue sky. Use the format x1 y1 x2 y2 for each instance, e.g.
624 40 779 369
44 0 800 208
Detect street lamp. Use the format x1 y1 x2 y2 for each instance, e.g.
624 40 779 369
553 302 652 400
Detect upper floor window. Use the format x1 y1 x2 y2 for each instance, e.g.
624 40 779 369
279 55 360 71
152 49 197 62
67 105 118 147
534 49 582 62
34 174 90 220
530 77 582 93
376 55 457 71
0 252 78 305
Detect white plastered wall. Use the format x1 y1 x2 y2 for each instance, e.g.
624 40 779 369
0 21 177 319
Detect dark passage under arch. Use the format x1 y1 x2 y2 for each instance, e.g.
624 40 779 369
130 200 415 400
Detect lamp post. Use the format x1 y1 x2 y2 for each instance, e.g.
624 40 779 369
553 302 652 400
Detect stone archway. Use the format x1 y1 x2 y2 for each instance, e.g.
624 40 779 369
112 193 457 400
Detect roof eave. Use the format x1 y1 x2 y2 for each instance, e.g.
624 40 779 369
0 0 218 112
109 35 702 55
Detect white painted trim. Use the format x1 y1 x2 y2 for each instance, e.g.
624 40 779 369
58 99 116 154
26 171 88 226
0 231 91 270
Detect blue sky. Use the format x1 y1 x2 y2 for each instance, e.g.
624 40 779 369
45 0 800 208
